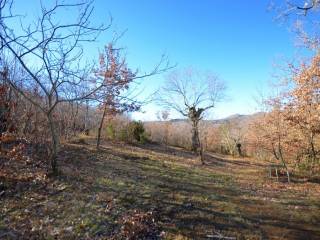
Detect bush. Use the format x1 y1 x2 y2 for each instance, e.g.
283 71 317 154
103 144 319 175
127 121 148 144
118 128 128 142
103 118 148 144
106 124 116 140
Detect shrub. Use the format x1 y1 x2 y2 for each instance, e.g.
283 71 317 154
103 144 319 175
127 121 148 144
106 124 116 140
118 128 128 142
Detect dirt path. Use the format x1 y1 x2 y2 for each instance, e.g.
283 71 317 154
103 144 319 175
1 141 320 239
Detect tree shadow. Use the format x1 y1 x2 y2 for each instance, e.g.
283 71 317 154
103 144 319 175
57 144 320 239
4 143 318 239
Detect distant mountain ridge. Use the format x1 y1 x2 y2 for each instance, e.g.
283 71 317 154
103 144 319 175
166 112 263 125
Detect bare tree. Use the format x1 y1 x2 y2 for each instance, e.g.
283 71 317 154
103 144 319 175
272 0 320 17
157 68 226 162
271 0 320 49
0 0 110 174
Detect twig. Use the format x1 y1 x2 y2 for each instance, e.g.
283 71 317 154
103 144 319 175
206 230 236 240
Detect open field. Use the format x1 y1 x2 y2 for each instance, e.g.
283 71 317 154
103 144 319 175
1 140 320 239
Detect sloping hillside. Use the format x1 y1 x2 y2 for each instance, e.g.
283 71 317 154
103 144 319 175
1 140 320 239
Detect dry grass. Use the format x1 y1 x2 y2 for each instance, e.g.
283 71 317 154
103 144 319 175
1 139 320 239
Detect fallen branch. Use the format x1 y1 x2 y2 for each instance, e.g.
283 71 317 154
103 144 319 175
206 230 236 240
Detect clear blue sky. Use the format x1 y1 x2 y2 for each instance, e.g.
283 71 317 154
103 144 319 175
12 0 302 120
92 0 300 120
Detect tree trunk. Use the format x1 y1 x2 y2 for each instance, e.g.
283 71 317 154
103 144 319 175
236 143 242 157
72 102 79 137
191 121 200 153
309 133 317 175
278 146 290 183
197 129 205 164
84 99 89 135
96 104 107 150
191 120 205 164
48 111 59 174
272 143 290 183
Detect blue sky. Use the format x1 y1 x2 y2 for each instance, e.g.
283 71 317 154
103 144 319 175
92 0 300 120
11 0 303 120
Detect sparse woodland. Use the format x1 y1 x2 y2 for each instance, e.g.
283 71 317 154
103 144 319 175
0 0 320 239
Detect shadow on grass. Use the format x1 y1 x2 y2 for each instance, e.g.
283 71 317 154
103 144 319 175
54 144 320 239
134 142 267 169
3 142 317 239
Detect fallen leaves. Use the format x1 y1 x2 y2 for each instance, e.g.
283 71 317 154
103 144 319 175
114 209 162 240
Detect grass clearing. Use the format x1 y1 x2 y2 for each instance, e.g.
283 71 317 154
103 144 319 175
1 141 320 239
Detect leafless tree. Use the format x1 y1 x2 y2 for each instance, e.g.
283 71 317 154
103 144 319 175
0 0 110 173
272 0 320 17
157 68 226 163
271 0 320 49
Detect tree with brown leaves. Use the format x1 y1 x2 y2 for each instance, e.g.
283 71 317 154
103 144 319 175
95 43 139 150
94 42 172 149
285 52 320 173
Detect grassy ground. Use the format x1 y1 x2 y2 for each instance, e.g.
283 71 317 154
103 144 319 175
1 139 320 239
